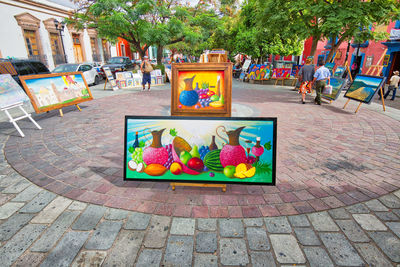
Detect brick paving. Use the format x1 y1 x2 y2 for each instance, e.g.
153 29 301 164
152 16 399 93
0 81 399 265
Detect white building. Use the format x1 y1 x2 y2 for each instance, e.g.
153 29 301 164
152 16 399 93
0 0 111 70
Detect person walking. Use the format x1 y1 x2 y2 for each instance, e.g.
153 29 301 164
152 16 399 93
384 70 399 101
140 56 153 91
312 60 331 105
298 58 315 104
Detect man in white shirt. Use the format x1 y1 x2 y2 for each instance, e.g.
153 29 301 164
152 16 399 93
312 61 331 105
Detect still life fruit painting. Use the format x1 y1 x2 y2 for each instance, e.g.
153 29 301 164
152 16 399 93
124 116 276 185
177 71 225 110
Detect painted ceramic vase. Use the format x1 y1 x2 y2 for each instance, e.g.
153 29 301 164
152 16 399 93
251 137 264 162
143 129 169 165
179 75 198 107
218 126 247 167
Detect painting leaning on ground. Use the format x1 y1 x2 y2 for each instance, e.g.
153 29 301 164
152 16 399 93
344 75 386 104
322 77 346 101
124 116 277 185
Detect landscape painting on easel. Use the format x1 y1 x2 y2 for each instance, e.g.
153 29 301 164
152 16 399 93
0 74 30 108
124 116 276 185
20 72 93 113
344 75 386 104
322 78 346 101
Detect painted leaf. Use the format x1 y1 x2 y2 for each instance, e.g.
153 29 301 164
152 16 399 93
170 128 177 137
264 141 271 151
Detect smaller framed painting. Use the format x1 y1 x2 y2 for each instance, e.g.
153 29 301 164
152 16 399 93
116 72 125 80
322 77 346 101
171 63 232 117
334 66 345 78
126 79 133 87
383 55 390 67
344 75 386 104
0 74 30 109
325 62 335 75
19 72 93 113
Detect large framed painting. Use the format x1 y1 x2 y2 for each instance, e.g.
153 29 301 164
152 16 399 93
124 116 277 185
171 63 232 117
19 72 93 113
0 74 30 109
322 77 346 101
344 75 386 104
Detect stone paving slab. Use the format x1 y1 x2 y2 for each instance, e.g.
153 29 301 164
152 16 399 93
4 81 400 218
0 83 399 266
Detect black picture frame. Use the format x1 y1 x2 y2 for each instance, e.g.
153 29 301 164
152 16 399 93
322 77 346 101
123 116 277 185
344 74 386 104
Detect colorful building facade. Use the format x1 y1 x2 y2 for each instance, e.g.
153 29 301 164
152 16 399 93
311 21 400 80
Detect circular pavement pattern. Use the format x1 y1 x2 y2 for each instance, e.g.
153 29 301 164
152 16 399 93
4 86 400 218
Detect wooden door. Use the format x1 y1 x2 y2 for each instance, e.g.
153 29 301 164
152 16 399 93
23 30 40 57
72 34 83 63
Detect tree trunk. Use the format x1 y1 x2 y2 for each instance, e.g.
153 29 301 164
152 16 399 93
326 38 345 63
157 44 163 65
310 37 319 58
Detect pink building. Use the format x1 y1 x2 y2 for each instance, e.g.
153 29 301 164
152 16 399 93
312 21 400 80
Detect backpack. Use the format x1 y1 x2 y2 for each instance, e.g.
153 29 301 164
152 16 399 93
143 61 153 73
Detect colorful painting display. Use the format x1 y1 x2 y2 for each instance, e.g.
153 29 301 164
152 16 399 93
0 74 30 109
247 64 271 80
19 72 93 113
325 62 335 76
165 64 172 82
322 78 346 101
124 116 276 185
290 65 303 78
344 75 386 104
171 63 232 117
334 66 345 78
103 67 118 90
271 68 291 79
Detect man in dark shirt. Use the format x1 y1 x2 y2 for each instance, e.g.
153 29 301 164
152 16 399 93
298 58 315 104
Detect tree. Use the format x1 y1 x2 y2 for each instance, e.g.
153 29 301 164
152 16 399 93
68 0 201 63
263 0 400 62
232 0 303 63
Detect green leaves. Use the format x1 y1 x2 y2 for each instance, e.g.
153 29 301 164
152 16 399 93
264 141 271 151
169 128 177 137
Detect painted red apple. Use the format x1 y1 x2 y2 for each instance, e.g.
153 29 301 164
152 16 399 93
187 157 204 172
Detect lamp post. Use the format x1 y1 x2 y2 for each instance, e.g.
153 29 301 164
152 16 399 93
54 19 67 63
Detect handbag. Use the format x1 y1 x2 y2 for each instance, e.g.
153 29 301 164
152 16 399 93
323 84 332 95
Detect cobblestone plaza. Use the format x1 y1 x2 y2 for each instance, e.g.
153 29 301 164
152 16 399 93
0 81 399 266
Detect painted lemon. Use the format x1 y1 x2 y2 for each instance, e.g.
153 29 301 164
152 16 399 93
243 167 256 178
234 172 246 179
209 101 224 108
235 163 248 174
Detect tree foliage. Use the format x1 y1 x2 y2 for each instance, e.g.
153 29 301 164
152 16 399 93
263 0 400 62
68 0 203 63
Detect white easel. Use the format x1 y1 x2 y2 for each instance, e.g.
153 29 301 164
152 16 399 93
1 102 41 137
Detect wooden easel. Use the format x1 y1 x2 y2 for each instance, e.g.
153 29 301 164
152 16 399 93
58 104 81 117
366 49 387 76
103 78 118 91
343 84 386 113
171 182 226 192
343 49 387 113
1 102 41 137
